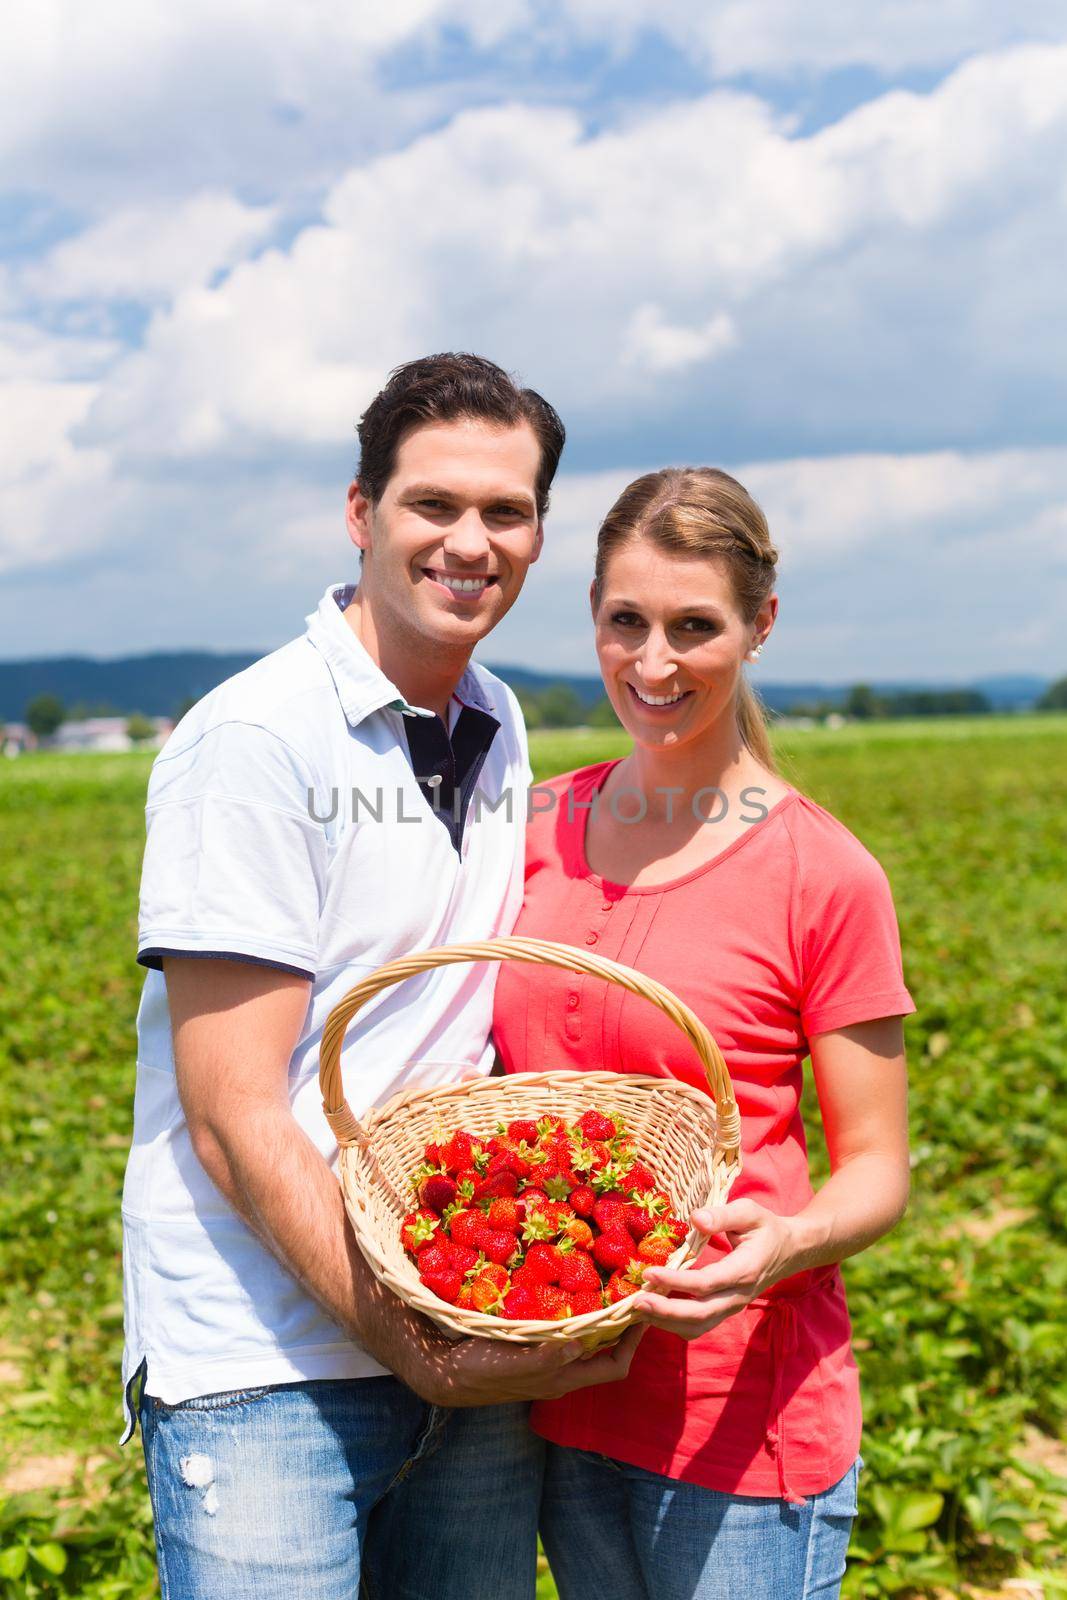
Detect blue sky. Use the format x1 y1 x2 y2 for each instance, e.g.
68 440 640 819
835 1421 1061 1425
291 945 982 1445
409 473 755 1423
2 2 1065 682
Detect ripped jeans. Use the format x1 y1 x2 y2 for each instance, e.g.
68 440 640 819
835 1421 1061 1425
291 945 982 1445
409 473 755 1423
138 1375 544 1600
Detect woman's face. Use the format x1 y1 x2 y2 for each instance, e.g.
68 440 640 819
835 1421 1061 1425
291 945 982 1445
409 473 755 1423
591 535 775 752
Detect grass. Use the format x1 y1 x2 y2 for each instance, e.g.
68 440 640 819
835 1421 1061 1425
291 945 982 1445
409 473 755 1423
0 714 1065 1596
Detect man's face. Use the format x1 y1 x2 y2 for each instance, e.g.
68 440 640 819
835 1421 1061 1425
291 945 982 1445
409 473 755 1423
346 417 544 649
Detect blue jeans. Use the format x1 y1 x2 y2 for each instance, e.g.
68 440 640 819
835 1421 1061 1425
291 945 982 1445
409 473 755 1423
540 1444 862 1600
138 1376 544 1599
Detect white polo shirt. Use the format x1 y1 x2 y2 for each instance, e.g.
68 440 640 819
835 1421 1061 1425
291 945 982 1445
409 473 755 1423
121 582 532 1432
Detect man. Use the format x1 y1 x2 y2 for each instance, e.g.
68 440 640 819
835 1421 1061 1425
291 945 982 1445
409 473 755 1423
122 353 640 1599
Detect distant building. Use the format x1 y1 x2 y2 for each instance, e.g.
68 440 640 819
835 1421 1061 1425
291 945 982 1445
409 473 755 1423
50 716 173 754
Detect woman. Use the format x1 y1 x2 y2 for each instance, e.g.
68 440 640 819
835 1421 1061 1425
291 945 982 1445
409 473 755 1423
492 468 916 1600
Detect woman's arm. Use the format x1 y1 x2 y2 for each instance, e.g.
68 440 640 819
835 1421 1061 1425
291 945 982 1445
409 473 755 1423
635 1015 910 1338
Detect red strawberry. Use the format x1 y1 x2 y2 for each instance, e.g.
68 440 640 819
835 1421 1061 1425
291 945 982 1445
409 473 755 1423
577 1109 616 1142
441 1131 484 1174
558 1251 601 1293
423 1141 444 1166
517 1188 549 1219
500 1286 541 1320
472 1222 519 1266
488 1147 533 1180
446 1240 479 1274
593 1230 639 1274
509 1264 542 1290
525 1242 567 1284
560 1216 594 1251
487 1196 520 1233
400 1210 439 1254
507 1119 539 1144
637 1231 675 1267
620 1162 656 1195
419 1266 463 1303
592 1193 629 1233
568 1287 605 1315
470 1271 507 1312
541 1170 577 1201
416 1241 455 1278
473 1168 519 1201
455 1168 480 1196
448 1208 482 1249
606 1266 644 1304
662 1215 687 1246
625 1190 670 1237
456 1283 474 1309
532 1284 570 1320
520 1209 555 1244
477 1261 509 1291
569 1185 596 1218
417 1172 458 1214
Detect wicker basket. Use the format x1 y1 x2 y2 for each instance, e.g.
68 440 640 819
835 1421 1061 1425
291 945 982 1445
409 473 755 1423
319 935 742 1345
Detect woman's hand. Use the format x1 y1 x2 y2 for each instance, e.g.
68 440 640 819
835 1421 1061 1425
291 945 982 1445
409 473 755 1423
634 1200 804 1340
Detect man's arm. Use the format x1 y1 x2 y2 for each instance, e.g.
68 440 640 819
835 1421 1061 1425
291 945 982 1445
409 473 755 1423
166 956 642 1404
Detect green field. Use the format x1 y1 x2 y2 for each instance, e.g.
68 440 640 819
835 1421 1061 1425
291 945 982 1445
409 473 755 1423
1 717 1065 1597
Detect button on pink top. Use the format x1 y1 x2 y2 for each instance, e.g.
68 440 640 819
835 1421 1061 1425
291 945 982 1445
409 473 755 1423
493 760 916 1500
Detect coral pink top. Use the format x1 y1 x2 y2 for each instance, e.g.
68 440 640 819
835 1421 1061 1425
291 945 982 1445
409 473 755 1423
492 760 916 1501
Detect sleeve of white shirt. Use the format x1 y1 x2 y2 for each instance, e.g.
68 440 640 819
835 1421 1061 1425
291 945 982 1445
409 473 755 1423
137 720 327 979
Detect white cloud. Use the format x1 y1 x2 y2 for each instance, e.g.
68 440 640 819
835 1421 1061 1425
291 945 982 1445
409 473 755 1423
31 192 279 305
68 43 1067 466
622 304 737 373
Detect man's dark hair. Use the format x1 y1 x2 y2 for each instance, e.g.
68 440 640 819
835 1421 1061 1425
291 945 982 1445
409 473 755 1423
356 352 565 518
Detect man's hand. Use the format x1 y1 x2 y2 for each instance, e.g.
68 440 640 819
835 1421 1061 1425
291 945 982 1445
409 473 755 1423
395 1323 647 1408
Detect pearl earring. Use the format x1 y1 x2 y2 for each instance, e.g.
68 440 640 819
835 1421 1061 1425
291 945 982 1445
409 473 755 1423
747 643 763 662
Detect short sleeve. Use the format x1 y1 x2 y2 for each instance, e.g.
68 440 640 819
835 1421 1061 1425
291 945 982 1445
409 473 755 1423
799 841 916 1039
137 722 327 979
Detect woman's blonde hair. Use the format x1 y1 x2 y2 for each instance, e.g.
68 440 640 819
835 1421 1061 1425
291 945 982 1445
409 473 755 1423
593 467 781 772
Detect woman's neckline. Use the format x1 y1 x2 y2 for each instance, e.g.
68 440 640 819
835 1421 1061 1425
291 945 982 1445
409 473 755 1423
576 757 801 895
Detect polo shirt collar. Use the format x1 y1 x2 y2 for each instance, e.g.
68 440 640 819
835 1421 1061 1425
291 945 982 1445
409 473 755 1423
305 582 497 728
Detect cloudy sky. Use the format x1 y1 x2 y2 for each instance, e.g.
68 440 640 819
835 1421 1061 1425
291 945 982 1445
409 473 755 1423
2 2 1066 682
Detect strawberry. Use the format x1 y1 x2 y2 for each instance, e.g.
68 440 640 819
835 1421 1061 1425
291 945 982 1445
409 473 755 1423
416 1240 455 1278
592 1193 629 1233
487 1146 533 1180
517 1188 549 1219
448 1208 482 1250
525 1242 567 1283
507 1119 539 1144
419 1265 464 1303
473 1168 519 1202
486 1196 520 1233
619 1161 657 1195
477 1262 509 1291
577 1109 616 1142
446 1240 480 1274
558 1251 601 1293
662 1215 687 1246
542 1171 577 1201
532 1284 571 1320
637 1230 676 1267
606 1265 644 1304
455 1169 480 1197
470 1271 508 1313
625 1190 671 1236
500 1286 541 1320
569 1184 596 1218
521 1209 555 1244
624 1202 657 1240
417 1172 458 1214
400 1210 439 1255
472 1222 519 1266
423 1141 444 1166
440 1131 484 1174
593 1230 639 1274
509 1264 542 1290
560 1216 594 1251
567 1287 605 1315
456 1283 475 1309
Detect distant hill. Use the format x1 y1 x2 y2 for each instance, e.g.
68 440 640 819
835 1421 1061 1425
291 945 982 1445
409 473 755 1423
0 651 1052 721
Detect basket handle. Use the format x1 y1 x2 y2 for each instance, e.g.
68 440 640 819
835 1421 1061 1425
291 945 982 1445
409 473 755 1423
319 935 741 1167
